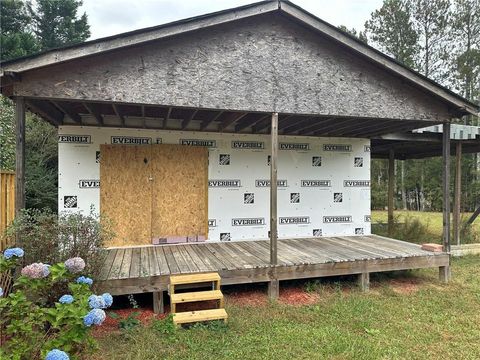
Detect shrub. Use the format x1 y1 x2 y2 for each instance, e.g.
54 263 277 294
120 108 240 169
1 208 114 301
0 248 113 360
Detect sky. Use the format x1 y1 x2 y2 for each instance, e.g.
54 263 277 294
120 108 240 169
79 0 383 40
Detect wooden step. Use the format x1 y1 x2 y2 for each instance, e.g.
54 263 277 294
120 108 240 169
171 290 223 304
173 308 228 325
170 272 220 285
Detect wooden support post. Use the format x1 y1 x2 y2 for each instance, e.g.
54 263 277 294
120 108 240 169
442 123 451 253
439 266 451 284
453 142 462 246
268 279 279 299
15 97 26 225
153 291 164 314
269 112 279 300
357 272 370 291
387 149 395 237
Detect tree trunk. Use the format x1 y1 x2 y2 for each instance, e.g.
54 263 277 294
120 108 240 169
401 161 407 210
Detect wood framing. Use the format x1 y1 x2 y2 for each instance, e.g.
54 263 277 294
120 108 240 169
14 97 25 219
269 112 279 300
388 149 395 237
442 122 451 254
453 142 462 246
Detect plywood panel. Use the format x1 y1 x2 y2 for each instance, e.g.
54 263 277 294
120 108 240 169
150 144 208 238
100 144 152 246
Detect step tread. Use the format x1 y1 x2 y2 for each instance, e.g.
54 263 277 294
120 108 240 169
171 290 223 304
173 308 228 324
170 272 220 285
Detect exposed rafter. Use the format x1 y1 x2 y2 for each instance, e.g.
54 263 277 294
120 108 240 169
26 100 64 126
235 113 269 132
281 117 317 134
181 109 198 130
51 101 81 124
200 111 224 130
219 112 248 131
112 104 126 126
83 103 104 125
163 107 172 129
301 118 348 135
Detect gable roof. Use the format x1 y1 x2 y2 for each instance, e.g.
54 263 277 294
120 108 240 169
1 0 478 116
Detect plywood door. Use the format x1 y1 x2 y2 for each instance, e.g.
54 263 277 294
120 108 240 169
150 144 208 238
100 144 152 246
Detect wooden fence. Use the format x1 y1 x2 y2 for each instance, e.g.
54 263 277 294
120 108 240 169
1 171 15 251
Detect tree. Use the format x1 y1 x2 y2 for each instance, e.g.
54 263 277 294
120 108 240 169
0 0 91 213
338 25 368 43
450 0 480 102
410 0 451 81
27 0 90 51
364 0 419 68
0 0 39 61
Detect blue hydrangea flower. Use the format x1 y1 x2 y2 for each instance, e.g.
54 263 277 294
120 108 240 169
76 276 93 286
83 309 106 327
3 247 24 259
88 295 106 309
45 349 69 360
102 293 113 308
59 294 74 304
0 287 3 297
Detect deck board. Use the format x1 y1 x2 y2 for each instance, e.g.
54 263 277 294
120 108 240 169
98 235 449 295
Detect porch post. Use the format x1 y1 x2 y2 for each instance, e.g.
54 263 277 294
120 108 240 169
268 112 279 299
453 142 462 246
440 122 451 283
387 149 395 236
15 97 26 224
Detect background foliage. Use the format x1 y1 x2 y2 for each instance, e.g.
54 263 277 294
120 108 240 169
0 0 90 213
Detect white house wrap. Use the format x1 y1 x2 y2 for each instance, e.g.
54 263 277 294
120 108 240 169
58 126 371 241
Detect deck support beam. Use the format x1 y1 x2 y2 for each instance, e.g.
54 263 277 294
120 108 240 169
388 149 395 236
439 266 450 284
15 97 26 225
453 142 462 246
357 272 370 291
153 291 164 314
269 112 279 300
441 122 451 282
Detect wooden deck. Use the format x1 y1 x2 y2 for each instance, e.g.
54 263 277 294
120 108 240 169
98 235 449 296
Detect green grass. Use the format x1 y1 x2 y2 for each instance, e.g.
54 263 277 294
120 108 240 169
372 210 480 244
96 256 480 360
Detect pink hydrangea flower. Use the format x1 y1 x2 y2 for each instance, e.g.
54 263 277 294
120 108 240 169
64 257 85 273
21 263 50 279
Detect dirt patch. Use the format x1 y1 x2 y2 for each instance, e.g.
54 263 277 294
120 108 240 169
279 287 320 306
389 278 422 295
225 286 320 307
226 289 268 307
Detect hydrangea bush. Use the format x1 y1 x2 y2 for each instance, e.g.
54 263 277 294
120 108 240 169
0 248 113 360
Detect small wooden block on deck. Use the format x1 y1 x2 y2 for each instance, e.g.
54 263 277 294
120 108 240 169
421 243 444 252
170 290 223 304
173 308 228 325
170 272 220 285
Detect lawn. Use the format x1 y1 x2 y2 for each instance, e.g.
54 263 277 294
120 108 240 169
95 256 480 360
371 210 480 244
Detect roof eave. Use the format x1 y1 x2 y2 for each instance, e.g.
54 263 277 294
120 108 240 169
0 0 280 74
279 1 479 117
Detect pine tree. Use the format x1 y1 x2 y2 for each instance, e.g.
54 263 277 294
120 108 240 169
409 0 451 82
364 0 419 68
0 0 39 61
27 0 90 51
